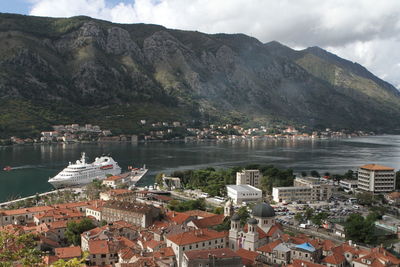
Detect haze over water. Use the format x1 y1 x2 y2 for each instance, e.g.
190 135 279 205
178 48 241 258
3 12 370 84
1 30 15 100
0 135 399 202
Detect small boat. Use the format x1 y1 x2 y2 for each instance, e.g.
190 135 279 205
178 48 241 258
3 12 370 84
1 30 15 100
3 166 12 171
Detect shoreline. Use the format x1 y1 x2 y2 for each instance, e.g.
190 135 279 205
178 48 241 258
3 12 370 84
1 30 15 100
0 133 377 148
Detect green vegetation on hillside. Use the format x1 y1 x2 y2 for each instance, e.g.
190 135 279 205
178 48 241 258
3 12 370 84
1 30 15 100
344 212 378 245
65 218 96 246
1 13 400 137
0 230 43 266
169 164 294 196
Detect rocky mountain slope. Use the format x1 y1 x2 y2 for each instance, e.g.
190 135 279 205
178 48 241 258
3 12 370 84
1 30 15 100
0 13 399 137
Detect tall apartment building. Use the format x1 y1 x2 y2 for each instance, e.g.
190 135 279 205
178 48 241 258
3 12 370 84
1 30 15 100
236 169 261 188
357 164 395 193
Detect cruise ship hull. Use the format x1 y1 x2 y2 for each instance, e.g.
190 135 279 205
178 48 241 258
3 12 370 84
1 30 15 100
49 170 121 189
48 153 121 189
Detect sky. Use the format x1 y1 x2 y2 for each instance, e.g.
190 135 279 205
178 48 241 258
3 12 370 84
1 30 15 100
1 0 400 88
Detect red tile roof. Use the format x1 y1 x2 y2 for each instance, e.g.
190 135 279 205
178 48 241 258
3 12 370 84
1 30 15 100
166 211 193 224
191 214 225 229
289 259 325 267
266 224 283 237
257 239 282 253
55 246 82 259
144 240 161 250
360 164 394 171
153 247 175 259
104 175 123 181
352 247 400 266
166 228 227 246
182 210 216 218
184 248 239 260
106 189 132 195
322 253 346 265
1 206 54 216
89 240 110 254
236 248 259 266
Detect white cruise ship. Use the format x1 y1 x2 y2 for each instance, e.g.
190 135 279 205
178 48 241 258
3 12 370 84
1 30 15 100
48 152 121 188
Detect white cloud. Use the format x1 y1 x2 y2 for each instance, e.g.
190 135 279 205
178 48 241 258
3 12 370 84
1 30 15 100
29 0 400 88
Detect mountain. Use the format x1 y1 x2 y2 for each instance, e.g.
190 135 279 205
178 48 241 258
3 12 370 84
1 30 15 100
0 13 399 138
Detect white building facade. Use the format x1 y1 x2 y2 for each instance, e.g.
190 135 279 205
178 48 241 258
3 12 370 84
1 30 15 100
226 185 262 205
357 164 395 193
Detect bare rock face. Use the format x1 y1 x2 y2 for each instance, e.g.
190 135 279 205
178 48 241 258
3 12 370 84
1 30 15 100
0 14 400 135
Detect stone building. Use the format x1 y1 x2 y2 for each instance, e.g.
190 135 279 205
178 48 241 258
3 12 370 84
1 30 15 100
101 201 161 228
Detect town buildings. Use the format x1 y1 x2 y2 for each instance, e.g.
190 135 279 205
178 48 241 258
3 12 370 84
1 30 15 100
182 248 242 267
236 169 261 188
1 194 400 267
294 177 334 201
273 186 312 203
272 177 334 203
101 201 161 228
100 189 136 202
357 164 395 193
339 180 358 192
226 185 262 205
166 228 228 267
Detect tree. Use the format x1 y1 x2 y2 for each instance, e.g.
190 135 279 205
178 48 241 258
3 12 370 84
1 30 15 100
304 208 314 220
84 179 106 200
65 218 96 246
301 171 307 177
344 213 376 244
294 212 304 223
236 206 250 227
155 173 165 188
213 207 223 214
53 252 89 267
0 230 43 266
311 212 328 226
396 171 400 190
356 192 375 206
310 170 320 177
324 172 330 177
167 199 206 212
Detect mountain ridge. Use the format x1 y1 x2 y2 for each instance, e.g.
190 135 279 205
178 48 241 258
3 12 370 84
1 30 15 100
0 13 399 137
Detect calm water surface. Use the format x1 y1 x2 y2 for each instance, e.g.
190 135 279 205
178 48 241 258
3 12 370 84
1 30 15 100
0 135 399 202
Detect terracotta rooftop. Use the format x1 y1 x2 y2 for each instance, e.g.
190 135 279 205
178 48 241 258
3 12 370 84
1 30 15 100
166 211 193 224
236 248 259 266
322 253 346 265
191 214 225 229
89 240 110 254
103 200 153 214
184 248 239 260
352 247 400 266
360 164 394 171
290 259 325 267
257 239 282 253
183 210 216 218
1 206 54 216
153 247 175 259
104 175 123 181
166 228 227 246
55 246 82 259
387 191 400 199
106 189 133 195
